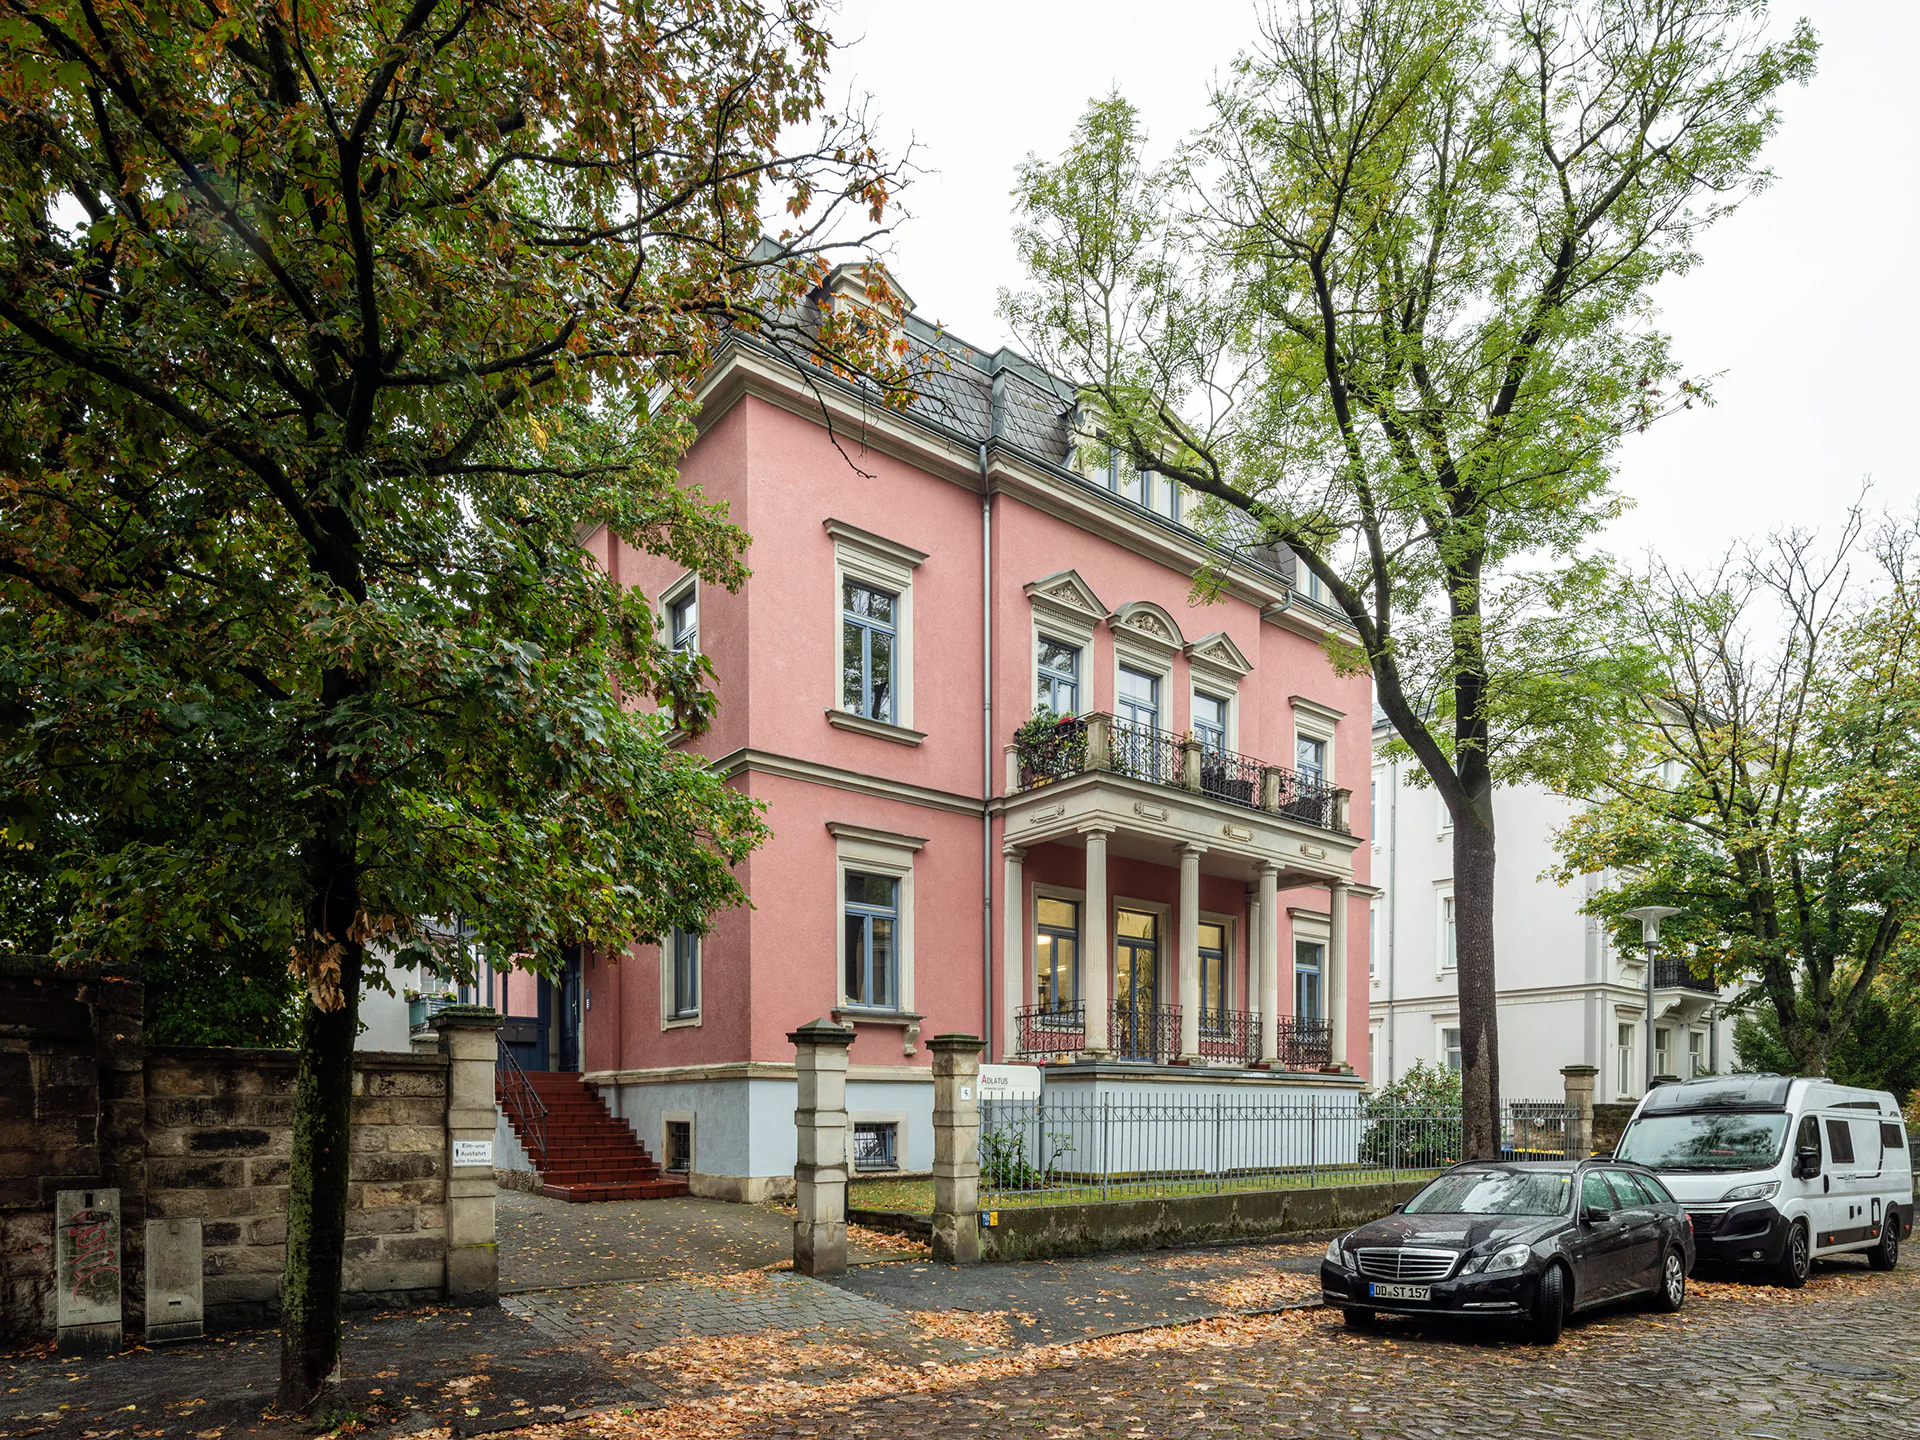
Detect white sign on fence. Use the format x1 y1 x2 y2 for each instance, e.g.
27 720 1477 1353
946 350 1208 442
978 1064 1043 1100
451 1139 494 1168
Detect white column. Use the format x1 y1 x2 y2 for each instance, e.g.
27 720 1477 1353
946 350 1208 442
1257 863 1279 1065
1177 843 1205 1063
1081 826 1112 1057
1328 881 1350 1069
1002 846 1026 1062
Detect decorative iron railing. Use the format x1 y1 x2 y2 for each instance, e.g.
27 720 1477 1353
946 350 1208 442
1196 1008 1261 1066
1015 1002 1087 1059
1011 712 1343 831
495 1032 547 1165
1279 1017 1333 1070
1653 958 1716 994
1109 1001 1180 1064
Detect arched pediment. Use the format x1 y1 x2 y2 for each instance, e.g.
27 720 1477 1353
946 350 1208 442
1109 601 1186 655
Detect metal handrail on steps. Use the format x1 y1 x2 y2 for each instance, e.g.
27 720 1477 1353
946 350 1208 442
495 1033 547 1165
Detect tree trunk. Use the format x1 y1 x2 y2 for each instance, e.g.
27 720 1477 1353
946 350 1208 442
277 828 364 1412
1451 806 1501 1159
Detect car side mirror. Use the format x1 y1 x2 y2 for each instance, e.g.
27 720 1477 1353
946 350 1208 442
1387 1201 1405 1213
1582 1204 1612 1226
1793 1149 1821 1180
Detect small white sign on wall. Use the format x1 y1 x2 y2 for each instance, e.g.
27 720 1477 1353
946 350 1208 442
979 1064 1044 1100
959 1085 973 1101
451 1139 494 1168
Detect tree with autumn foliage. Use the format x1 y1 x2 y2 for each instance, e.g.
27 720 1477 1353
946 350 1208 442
0 0 908 1408
1556 510 1920 1083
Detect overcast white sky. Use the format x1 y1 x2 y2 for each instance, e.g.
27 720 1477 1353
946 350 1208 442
824 0 1919 573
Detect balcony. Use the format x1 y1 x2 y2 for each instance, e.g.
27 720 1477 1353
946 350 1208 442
1653 958 1716 994
1015 714 1345 832
1012 1004 1332 1070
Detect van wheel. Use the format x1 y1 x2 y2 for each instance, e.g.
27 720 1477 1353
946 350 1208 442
1529 1263 1567 1344
1651 1249 1687 1312
1869 1218 1900 1272
1343 1307 1376 1329
1776 1221 1811 1289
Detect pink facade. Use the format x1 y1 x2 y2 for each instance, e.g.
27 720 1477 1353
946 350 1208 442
573 288 1374 1188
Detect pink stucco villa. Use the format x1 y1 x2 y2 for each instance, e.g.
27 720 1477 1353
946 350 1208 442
519 267 1376 1200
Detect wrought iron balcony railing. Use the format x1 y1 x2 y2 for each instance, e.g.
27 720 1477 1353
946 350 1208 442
1109 1001 1180 1064
1279 1017 1333 1070
1652 958 1716 994
1196 1008 1261 1067
1013 713 1346 832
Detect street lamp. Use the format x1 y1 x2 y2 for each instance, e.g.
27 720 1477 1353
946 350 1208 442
1624 905 1683 1094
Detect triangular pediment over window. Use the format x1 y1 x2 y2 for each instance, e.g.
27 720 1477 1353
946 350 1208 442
1186 631 1254 682
1024 570 1107 629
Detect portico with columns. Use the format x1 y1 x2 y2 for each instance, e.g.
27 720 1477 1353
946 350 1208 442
999 726 1373 1089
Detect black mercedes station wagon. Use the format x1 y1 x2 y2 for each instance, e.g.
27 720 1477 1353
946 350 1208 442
1320 1160 1696 1343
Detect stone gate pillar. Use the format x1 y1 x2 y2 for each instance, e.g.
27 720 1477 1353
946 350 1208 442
437 1005 506 1303
930 1033 986 1266
791 1019 855 1276
1562 1064 1598 1159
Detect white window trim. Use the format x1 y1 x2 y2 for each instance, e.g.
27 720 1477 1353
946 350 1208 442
830 822 923 1014
660 927 702 1030
661 1110 695 1174
1190 684 1238 753
848 1111 909 1173
1368 899 1380 986
1288 909 1329 1019
1289 697 1337 788
1438 789 1453 836
1033 620 1095 717
660 568 699 655
1436 1020 1464 1074
826 518 924 733
1436 883 1457 975
1112 894 1174 1005
1030 882 1088 1008
1197 909 1239 1016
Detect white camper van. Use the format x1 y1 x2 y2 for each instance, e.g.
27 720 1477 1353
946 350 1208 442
1614 1074 1913 1287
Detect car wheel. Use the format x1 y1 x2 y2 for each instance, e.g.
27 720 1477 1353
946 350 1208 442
1343 1306 1376 1329
1869 1217 1900 1272
1528 1263 1567 1344
1651 1248 1687 1312
1776 1220 1811 1289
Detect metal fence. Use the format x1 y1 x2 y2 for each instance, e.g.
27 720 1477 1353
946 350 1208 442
978 1095 1575 1208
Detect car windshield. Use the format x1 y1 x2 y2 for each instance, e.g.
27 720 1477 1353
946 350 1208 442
1402 1171 1573 1217
1615 1111 1792 1172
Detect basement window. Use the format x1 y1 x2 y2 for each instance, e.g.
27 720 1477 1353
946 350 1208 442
664 1120 692 1174
852 1121 898 1172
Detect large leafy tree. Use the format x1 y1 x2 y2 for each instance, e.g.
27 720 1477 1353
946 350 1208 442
999 0 1812 1155
0 0 906 1407
1558 513 1920 1083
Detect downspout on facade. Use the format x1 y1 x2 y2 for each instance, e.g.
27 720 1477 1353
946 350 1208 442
980 440 994 1057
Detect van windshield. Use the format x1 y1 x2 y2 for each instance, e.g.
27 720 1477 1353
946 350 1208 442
1616 1111 1791 1172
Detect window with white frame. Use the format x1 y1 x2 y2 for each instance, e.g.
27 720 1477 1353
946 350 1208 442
843 871 900 1009
1440 1025 1463 1073
668 589 698 654
1688 1029 1706 1077
1198 921 1229 1030
1654 1026 1673 1078
1293 938 1323 1021
1296 733 1327 782
1439 792 1453 833
1193 692 1229 755
1439 890 1457 971
826 520 923 733
1617 1022 1635 1096
667 928 700 1020
1368 903 1378 979
1036 636 1081 714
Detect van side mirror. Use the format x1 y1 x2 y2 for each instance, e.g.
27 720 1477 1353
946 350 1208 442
1793 1148 1821 1180
1582 1204 1612 1226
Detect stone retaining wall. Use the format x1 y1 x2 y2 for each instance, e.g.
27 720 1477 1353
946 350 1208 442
145 1047 453 1330
978 1179 1429 1263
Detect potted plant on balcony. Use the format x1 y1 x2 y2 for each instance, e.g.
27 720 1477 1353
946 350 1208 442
1015 708 1085 788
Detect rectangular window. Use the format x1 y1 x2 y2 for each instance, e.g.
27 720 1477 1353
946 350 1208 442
1687 1030 1706 1077
1296 734 1326 782
1117 665 1159 729
1035 896 1080 1012
1193 693 1228 755
843 871 899 1009
1441 1026 1462 1074
664 1120 692 1174
1198 922 1228 1029
1368 905 1377 978
1883 1121 1906 1151
841 580 898 722
1036 636 1081 714
1654 1026 1672 1078
1370 779 1377 838
670 928 700 1018
1293 939 1323 1021
1617 1023 1635 1095
1825 1117 1856 1165
668 592 698 654
853 1121 898 1171
1440 894 1457 970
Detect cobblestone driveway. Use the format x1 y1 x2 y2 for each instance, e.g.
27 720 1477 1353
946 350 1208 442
573 1260 1920 1440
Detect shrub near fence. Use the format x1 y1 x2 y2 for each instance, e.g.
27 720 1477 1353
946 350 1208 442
978 1095 1573 1208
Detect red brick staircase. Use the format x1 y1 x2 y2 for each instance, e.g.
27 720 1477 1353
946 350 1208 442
497 1071 689 1202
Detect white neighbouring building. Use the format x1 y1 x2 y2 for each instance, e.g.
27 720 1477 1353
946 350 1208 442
1368 709 1737 1105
